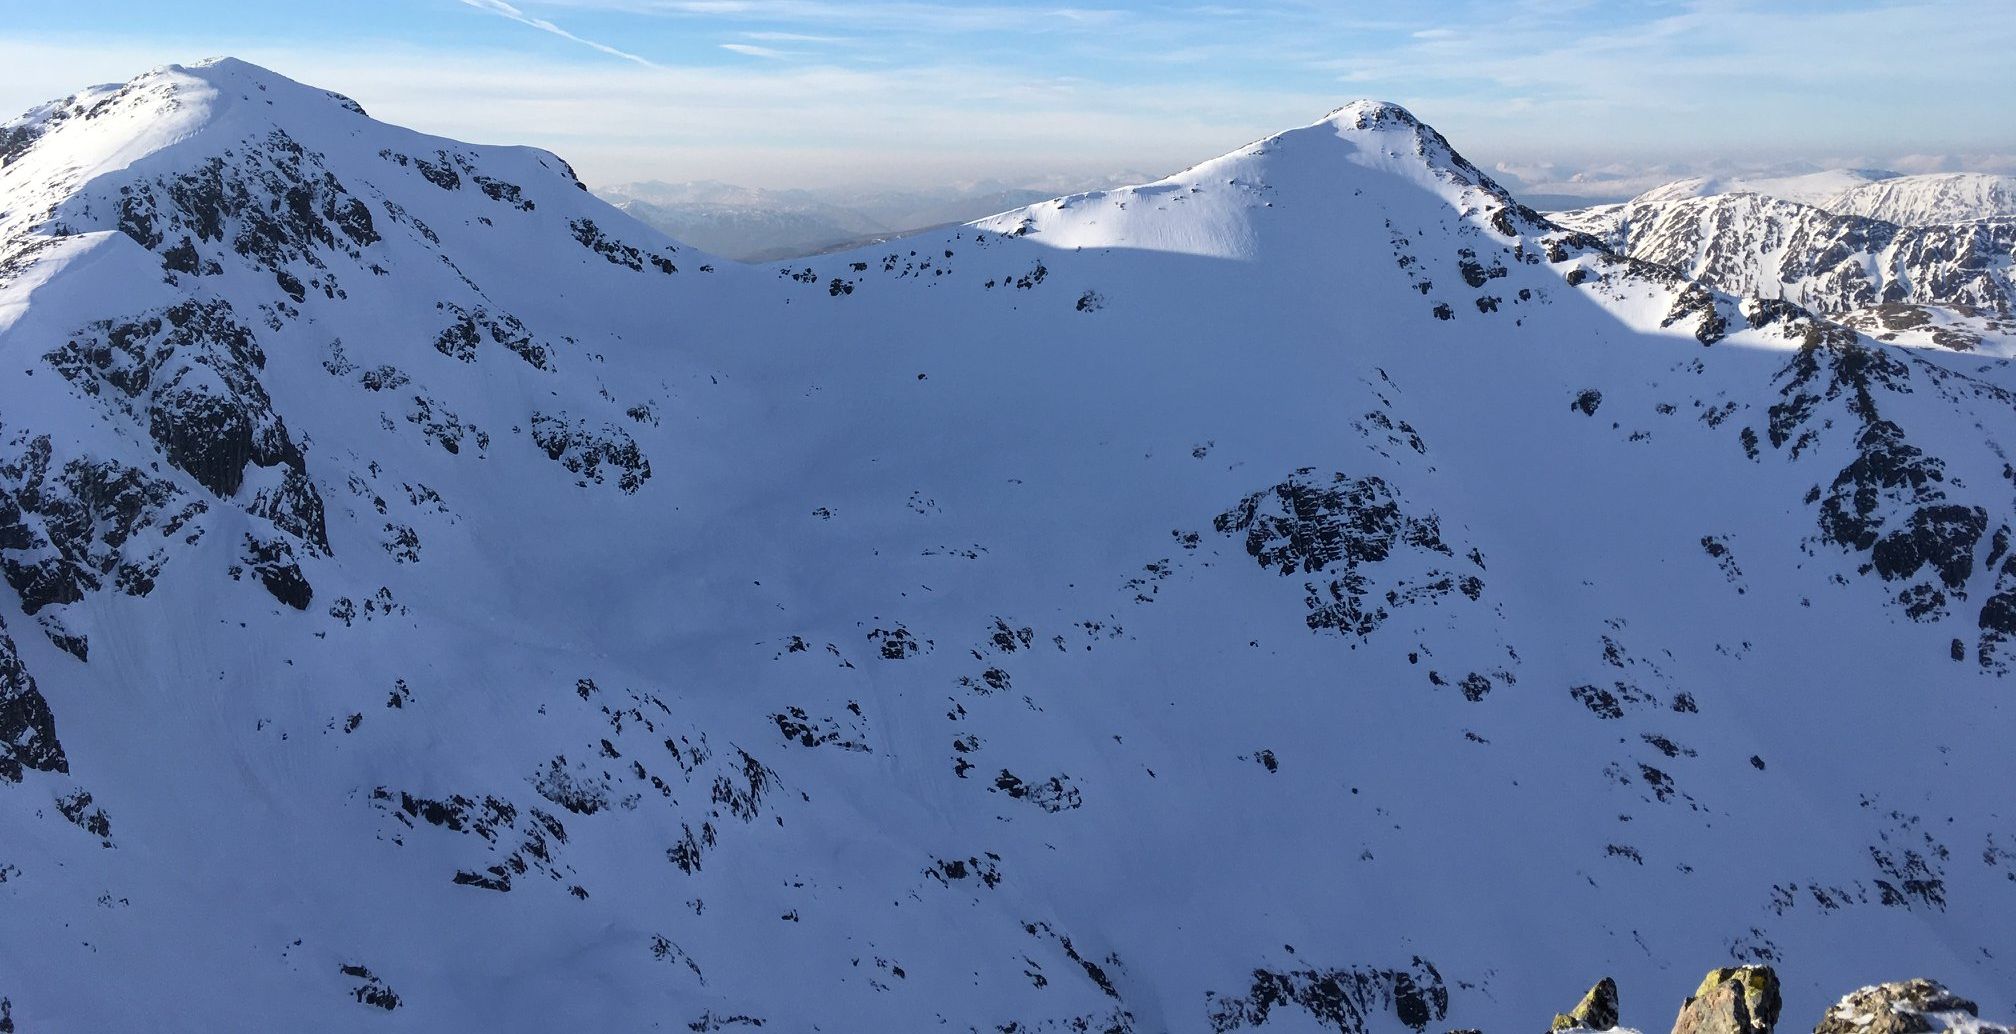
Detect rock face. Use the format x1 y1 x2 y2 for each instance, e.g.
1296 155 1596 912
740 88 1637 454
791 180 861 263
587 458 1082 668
1553 977 1621 1032
1671 967 1782 1034
1812 980 2005 1034
0 617 65 781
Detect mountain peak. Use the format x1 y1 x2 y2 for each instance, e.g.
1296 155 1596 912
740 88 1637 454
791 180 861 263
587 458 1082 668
1320 99 1425 131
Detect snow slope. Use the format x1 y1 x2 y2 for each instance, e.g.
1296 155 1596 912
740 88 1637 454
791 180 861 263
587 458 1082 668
3 62 2015 1034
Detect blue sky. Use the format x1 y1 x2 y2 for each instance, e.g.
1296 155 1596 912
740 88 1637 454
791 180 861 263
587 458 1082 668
4 1 2012 192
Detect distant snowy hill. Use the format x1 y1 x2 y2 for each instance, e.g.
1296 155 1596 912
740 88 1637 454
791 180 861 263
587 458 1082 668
1630 168 1901 208
1823 172 2016 225
4 60 2016 1033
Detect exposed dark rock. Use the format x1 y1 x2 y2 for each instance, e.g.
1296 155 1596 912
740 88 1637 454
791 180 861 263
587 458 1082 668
569 218 677 274
46 299 327 551
433 302 552 370
113 128 379 288
1215 469 1484 639
991 769 1082 812
529 413 650 493
532 755 611 815
1766 331 2012 648
771 706 870 752
924 853 1003 889
0 618 66 782
339 964 401 1011
473 174 534 211
56 788 112 842
1208 957 1447 1034
370 787 574 893
0 432 207 618
241 534 311 609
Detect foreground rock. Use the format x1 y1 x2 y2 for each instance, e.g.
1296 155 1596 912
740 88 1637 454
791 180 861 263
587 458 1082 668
1813 980 2009 1034
1553 977 1622 1032
1671 967 1782 1034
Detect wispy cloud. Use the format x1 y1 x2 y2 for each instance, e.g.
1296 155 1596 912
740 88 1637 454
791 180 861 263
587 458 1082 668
719 42 789 59
457 0 658 66
739 31 851 44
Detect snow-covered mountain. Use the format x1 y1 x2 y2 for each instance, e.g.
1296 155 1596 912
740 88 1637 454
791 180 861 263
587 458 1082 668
4 59 2016 1033
1549 191 2016 319
1631 169 1902 208
1822 173 2016 226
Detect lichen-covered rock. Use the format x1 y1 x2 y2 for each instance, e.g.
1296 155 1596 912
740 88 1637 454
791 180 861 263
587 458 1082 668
1670 966 1780 1034
1812 980 2005 1034
1553 977 1621 1032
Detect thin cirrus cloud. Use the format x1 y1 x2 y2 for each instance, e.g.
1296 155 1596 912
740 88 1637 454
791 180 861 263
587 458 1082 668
457 0 660 67
719 43 790 59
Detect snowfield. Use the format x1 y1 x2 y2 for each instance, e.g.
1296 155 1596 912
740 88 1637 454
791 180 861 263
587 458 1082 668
1 60 2014 1033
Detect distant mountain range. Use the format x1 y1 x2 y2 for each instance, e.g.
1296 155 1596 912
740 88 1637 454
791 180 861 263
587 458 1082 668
1552 171 2016 352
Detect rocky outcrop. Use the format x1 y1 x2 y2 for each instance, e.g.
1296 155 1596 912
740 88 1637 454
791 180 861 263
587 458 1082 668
528 413 651 493
46 300 327 551
1813 980 2006 1034
0 617 66 782
1215 469 1484 639
109 126 380 296
0 432 208 622
1207 957 1447 1034
1552 977 1621 1032
1760 325 2016 663
1529 971 2011 1034
1670 966 1781 1034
